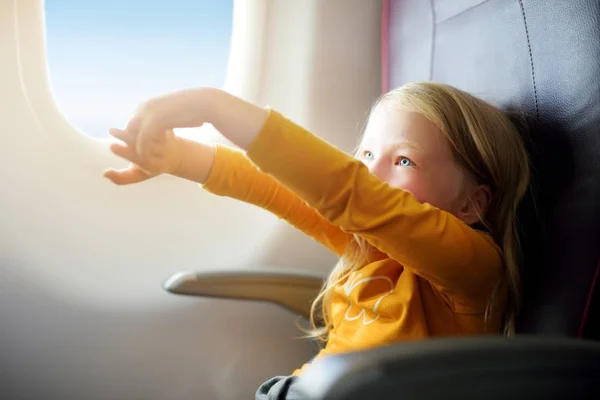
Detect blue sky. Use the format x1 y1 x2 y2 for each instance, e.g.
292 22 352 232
45 1 233 138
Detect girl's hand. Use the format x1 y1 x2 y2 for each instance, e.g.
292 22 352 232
127 87 269 154
124 89 211 162
104 89 208 185
103 127 182 185
104 87 269 185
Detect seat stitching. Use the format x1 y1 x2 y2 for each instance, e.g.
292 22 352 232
519 0 540 121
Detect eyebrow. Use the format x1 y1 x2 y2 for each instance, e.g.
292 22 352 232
359 140 424 153
390 141 425 152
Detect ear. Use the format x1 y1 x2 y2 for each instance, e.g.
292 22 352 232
459 184 492 226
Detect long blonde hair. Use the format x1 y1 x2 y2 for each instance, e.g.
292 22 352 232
307 82 530 342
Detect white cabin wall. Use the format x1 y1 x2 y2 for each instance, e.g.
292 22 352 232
0 0 382 398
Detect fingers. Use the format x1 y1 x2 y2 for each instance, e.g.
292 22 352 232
109 140 167 175
109 126 163 156
103 167 150 185
105 107 165 185
107 115 173 182
109 128 135 145
109 142 139 164
112 106 170 148
124 115 141 135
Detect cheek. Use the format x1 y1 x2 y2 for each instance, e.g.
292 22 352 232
390 172 459 212
388 174 428 203
428 173 464 212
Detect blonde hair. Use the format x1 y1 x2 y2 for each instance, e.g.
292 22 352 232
306 82 530 342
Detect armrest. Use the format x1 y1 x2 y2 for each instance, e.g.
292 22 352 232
163 269 325 318
295 336 600 400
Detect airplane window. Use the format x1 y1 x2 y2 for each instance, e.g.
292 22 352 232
45 0 233 138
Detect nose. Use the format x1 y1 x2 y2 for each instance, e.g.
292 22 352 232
368 159 389 181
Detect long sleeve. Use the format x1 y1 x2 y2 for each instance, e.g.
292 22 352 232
245 109 503 305
202 144 351 256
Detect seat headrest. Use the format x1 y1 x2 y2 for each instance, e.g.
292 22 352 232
383 0 600 338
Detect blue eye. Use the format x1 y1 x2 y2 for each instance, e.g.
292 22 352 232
364 151 374 160
397 157 415 167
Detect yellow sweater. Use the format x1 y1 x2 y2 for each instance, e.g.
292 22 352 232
202 109 504 376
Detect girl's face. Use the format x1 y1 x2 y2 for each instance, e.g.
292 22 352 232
358 106 479 219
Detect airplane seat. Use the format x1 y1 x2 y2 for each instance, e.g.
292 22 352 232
381 0 600 342
291 0 600 398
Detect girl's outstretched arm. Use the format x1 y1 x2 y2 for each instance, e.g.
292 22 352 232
172 139 350 256
200 144 350 256
104 94 350 256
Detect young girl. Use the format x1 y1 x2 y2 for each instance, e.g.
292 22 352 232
104 82 530 399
